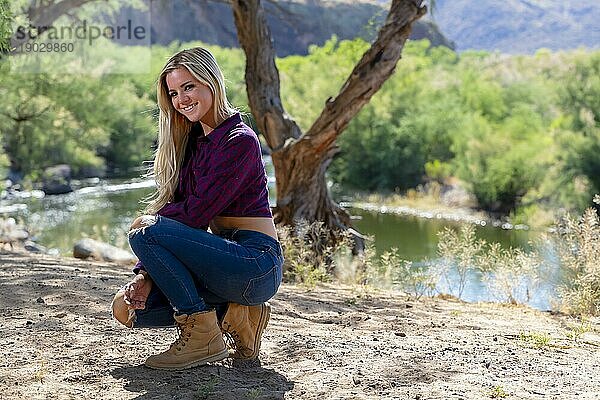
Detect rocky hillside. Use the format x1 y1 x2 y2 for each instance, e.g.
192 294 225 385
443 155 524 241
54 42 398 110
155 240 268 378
431 0 600 53
115 0 453 56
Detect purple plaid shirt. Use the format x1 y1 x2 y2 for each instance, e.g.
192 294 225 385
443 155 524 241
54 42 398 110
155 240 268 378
133 113 272 273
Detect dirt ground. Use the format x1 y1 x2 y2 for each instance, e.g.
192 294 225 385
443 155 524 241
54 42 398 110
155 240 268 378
1 250 600 400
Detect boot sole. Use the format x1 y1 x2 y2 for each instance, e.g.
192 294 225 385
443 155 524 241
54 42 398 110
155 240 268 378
235 303 271 360
145 348 229 371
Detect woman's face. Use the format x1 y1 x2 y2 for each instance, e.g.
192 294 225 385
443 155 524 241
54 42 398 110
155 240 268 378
166 67 215 126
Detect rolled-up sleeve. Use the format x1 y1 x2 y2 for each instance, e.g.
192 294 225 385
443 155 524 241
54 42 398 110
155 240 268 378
157 133 259 229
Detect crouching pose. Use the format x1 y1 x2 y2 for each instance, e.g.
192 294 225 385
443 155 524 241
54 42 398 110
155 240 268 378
111 47 283 370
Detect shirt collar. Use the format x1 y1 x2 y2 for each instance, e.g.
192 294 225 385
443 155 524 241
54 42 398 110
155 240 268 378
199 113 242 144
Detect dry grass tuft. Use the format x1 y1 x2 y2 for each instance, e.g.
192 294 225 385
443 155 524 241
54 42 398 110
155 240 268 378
277 221 354 287
555 204 600 316
436 224 543 304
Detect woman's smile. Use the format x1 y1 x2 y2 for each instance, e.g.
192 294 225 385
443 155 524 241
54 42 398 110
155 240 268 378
180 103 197 113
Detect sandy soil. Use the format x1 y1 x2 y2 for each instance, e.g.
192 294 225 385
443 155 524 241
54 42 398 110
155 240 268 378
1 249 600 400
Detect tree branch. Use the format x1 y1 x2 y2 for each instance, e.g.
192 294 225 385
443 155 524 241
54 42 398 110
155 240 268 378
2 102 51 122
304 0 426 151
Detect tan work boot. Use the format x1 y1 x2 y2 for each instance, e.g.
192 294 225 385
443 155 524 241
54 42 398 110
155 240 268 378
221 303 271 359
111 288 135 328
145 310 228 370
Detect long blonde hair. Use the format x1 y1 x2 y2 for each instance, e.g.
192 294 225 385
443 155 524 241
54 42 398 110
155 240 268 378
143 47 237 214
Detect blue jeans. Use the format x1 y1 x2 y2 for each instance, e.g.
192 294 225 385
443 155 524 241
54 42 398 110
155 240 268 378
128 215 283 328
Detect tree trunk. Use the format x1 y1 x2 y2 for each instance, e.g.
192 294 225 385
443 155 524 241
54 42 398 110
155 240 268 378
233 0 426 244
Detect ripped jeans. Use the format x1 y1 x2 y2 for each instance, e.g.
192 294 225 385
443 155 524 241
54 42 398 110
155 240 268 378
127 215 283 328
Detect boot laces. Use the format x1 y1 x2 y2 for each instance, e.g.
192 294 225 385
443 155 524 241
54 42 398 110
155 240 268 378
170 318 194 352
222 321 244 352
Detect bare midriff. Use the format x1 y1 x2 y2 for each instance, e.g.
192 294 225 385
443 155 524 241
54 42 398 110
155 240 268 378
210 216 278 241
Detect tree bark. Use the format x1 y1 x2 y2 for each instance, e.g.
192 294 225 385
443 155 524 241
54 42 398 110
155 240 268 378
232 0 426 243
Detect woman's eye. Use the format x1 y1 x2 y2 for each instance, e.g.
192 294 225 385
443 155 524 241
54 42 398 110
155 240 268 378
185 84 194 91
169 92 177 97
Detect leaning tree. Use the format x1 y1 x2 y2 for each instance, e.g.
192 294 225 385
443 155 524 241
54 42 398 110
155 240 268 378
231 0 426 247
1 0 428 248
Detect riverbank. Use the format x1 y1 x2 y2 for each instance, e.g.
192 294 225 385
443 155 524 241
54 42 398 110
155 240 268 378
342 190 536 231
1 250 599 399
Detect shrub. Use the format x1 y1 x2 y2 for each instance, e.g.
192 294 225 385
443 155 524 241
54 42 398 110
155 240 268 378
277 221 353 286
555 196 600 316
437 225 485 298
362 245 436 300
476 242 543 305
436 224 543 304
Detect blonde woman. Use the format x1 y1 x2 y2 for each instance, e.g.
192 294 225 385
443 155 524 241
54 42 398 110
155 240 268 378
111 47 283 370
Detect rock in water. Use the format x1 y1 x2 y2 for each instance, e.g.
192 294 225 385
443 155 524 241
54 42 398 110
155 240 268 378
73 238 136 264
42 164 73 195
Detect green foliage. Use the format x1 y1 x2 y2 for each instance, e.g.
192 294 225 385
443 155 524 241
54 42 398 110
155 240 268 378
558 53 600 196
456 134 545 212
329 114 427 191
0 36 250 181
0 75 104 176
519 331 552 349
425 159 451 183
0 0 156 181
0 0 12 52
0 60 155 178
0 145 8 189
94 75 156 174
279 37 367 131
280 37 599 217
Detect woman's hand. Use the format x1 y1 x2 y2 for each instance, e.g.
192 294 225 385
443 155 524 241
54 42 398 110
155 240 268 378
123 272 153 310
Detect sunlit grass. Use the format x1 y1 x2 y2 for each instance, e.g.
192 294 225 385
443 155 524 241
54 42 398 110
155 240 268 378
564 318 592 342
519 331 552 349
489 385 508 399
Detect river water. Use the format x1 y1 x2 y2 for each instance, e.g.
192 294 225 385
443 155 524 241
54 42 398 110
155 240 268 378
1 169 559 311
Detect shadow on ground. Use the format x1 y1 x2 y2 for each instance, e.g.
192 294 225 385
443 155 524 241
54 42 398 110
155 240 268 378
111 360 294 400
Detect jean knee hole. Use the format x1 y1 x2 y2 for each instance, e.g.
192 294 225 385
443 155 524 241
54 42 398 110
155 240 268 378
128 215 158 237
